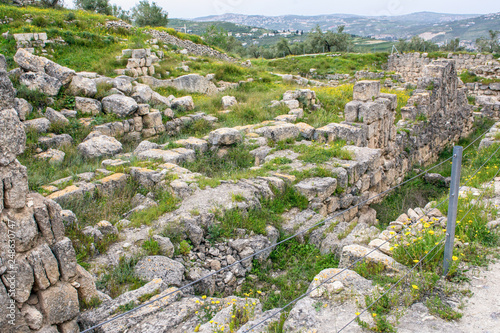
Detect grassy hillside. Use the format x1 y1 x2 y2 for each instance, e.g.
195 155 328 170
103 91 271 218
0 5 203 76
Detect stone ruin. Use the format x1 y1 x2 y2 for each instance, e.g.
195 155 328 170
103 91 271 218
0 63 100 333
388 52 500 119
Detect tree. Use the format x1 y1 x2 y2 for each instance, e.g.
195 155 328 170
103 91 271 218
74 0 111 15
476 30 500 53
276 38 292 56
39 0 63 7
111 4 131 22
395 36 438 52
441 38 464 52
203 25 229 50
307 25 352 53
131 0 168 27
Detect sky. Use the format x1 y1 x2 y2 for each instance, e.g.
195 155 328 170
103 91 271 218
109 0 500 19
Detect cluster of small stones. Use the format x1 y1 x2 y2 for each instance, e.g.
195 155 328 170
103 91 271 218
0 55 101 333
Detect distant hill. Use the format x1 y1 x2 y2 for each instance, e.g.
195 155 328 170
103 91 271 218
190 11 498 42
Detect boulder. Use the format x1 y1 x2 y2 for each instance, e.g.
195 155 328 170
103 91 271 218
77 132 123 158
75 97 102 115
175 137 208 152
152 235 174 257
294 177 337 201
0 108 26 166
14 48 48 73
35 149 65 164
0 70 16 109
171 96 194 111
44 61 75 85
131 84 154 103
134 256 185 287
24 118 51 133
14 98 33 121
208 128 242 146
38 283 79 325
339 244 405 273
255 123 299 142
221 96 237 109
137 148 195 164
102 94 138 118
68 75 97 97
51 237 77 282
38 134 73 149
111 76 133 95
19 72 62 96
0 54 6 71
133 140 159 154
353 80 380 101
44 107 69 125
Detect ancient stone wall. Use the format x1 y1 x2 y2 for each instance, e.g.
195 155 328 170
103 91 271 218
0 67 98 332
147 30 236 63
388 52 500 82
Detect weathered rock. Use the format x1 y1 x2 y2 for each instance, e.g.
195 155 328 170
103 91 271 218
38 134 73 149
14 98 32 121
175 137 208 152
142 111 163 128
102 94 138 118
38 283 79 325
14 48 48 73
171 96 194 111
21 304 43 330
24 117 51 133
208 128 242 146
221 96 237 108
75 97 102 115
137 148 195 164
35 149 65 164
134 256 185 286
152 235 174 257
0 70 15 110
68 75 97 97
294 177 337 201
19 72 62 96
77 132 123 158
44 107 69 125
339 244 405 273
44 61 75 86
314 123 367 146
51 237 77 282
131 83 154 103
2 257 33 303
96 220 118 237
111 76 133 95
0 108 26 166
27 243 60 290
353 80 380 101
133 140 159 154
255 123 299 142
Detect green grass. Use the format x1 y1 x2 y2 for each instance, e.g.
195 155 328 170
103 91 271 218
305 85 353 128
180 144 255 180
237 239 339 310
252 53 389 77
96 256 147 298
426 296 462 321
62 179 140 262
292 140 353 163
209 185 308 241
460 70 500 85
129 189 179 227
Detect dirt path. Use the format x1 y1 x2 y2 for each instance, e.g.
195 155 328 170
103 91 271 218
458 260 500 333
396 259 500 333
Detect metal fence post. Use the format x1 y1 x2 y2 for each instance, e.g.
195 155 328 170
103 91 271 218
443 146 463 276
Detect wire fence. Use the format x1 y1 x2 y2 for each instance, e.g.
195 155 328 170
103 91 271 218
81 124 497 333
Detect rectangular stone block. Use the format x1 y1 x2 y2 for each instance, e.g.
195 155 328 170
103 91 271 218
353 80 380 102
